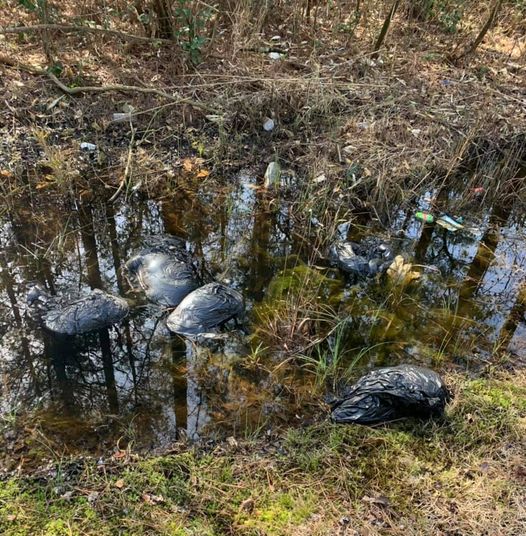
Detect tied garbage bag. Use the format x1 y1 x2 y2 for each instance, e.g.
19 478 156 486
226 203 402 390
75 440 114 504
167 283 244 337
124 235 200 307
329 239 394 278
27 286 129 335
331 364 450 424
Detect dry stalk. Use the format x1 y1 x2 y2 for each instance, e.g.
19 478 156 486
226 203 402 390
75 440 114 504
109 123 136 202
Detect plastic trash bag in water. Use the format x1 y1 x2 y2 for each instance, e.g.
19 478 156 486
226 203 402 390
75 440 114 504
331 364 450 424
329 239 394 278
27 286 129 335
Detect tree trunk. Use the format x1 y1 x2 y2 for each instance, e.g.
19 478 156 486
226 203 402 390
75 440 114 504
373 0 400 59
452 0 503 61
497 280 526 353
39 0 55 64
152 0 176 40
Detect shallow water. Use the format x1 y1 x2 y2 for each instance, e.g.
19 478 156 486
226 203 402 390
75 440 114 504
0 171 525 456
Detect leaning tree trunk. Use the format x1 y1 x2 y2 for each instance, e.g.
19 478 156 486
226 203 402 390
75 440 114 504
452 0 503 61
372 0 400 59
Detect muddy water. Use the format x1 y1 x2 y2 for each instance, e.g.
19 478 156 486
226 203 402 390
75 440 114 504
0 172 525 456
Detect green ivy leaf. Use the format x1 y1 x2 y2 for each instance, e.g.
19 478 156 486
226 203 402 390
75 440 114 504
47 63 64 77
18 0 37 11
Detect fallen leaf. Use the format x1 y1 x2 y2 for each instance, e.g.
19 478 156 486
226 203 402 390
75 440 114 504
205 114 223 123
7 514 16 522
36 182 52 190
115 479 125 489
47 95 64 110
226 436 238 448
196 169 210 178
182 159 194 172
142 493 164 505
387 255 421 286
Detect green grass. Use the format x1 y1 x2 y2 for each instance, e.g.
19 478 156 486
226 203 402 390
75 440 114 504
0 372 525 535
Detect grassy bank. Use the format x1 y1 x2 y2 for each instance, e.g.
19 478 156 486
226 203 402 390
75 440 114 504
1 371 525 535
1 1 526 535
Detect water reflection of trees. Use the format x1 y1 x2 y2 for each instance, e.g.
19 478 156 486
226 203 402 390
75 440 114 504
410 181 526 356
0 190 188 447
2 165 524 451
0 178 277 448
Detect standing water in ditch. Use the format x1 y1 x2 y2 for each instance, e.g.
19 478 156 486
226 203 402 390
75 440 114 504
0 165 525 462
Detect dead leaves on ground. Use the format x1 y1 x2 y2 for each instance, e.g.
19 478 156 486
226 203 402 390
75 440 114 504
181 157 210 179
142 493 165 505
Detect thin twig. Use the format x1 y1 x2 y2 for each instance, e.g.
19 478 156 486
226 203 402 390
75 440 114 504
0 23 172 44
109 123 136 203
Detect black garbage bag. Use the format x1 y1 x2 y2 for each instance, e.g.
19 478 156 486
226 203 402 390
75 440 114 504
124 235 200 307
331 364 450 424
27 286 129 335
329 239 394 278
166 282 244 337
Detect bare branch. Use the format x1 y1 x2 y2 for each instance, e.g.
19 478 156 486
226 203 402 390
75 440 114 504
0 23 172 44
0 55 215 112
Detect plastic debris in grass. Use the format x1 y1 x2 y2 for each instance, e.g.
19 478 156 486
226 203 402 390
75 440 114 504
436 214 464 232
80 142 97 151
166 283 244 338
264 161 281 189
124 236 200 308
415 211 434 223
27 286 129 335
263 118 275 131
329 239 394 278
331 364 450 425
415 211 465 233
